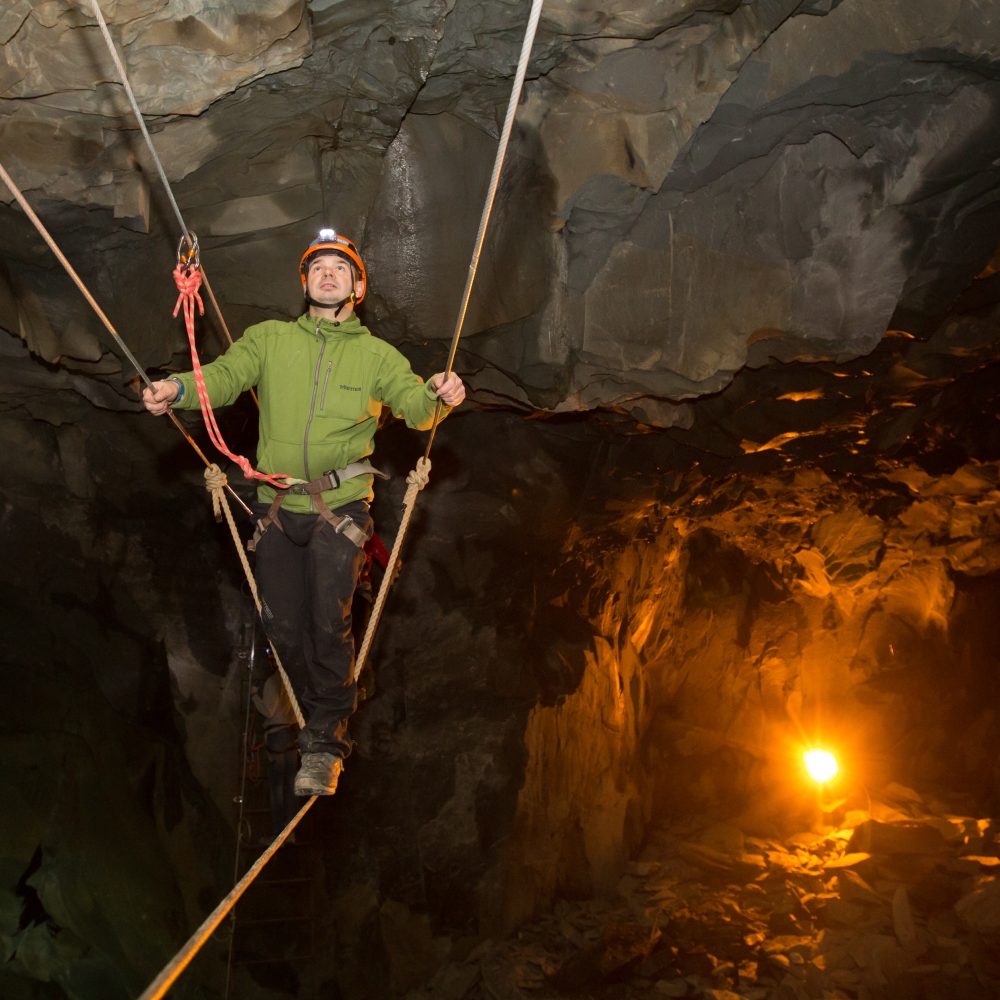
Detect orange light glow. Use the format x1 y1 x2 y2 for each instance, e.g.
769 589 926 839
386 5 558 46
803 748 839 784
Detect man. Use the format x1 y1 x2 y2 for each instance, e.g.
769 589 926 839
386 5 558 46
143 229 465 795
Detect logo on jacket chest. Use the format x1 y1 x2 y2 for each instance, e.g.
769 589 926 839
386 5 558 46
339 384 362 392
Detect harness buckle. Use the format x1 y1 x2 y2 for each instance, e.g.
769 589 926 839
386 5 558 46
332 512 368 549
289 469 341 496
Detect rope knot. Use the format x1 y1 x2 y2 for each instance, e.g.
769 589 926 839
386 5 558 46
172 264 205 320
204 464 228 491
204 463 227 521
405 457 431 491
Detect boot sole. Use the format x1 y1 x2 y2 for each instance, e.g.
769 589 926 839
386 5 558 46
294 780 339 796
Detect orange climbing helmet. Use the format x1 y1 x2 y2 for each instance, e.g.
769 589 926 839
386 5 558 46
299 228 367 305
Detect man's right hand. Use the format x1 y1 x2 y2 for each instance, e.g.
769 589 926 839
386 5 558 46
142 379 180 415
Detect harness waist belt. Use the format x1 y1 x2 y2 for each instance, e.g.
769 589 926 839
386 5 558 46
248 461 382 553
288 460 388 496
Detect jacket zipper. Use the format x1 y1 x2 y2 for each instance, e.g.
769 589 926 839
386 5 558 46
319 361 333 412
302 322 327 487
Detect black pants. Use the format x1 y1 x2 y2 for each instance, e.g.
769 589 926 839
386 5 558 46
253 500 372 758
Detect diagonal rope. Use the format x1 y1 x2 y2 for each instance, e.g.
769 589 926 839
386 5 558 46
356 0 545 674
89 0 254 377
90 0 188 242
0 159 251 518
354 458 430 679
422 0 545 459
137 793 317 1000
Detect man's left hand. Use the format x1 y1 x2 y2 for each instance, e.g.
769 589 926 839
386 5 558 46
430 372 466 407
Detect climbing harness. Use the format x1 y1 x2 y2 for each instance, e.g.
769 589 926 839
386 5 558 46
247 461 388 552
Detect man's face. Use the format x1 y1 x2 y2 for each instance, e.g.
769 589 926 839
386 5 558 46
305 252 357 306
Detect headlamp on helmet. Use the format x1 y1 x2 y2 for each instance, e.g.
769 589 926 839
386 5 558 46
299 227 367 304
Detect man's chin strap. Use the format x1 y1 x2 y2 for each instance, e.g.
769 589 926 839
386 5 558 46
308 289 357 320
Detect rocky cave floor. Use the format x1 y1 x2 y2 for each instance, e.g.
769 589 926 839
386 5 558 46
406 789 1000 1000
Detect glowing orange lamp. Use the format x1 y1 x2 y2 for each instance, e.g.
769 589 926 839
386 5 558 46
803 748 839 784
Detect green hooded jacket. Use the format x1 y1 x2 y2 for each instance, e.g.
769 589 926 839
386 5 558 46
172 313 445 513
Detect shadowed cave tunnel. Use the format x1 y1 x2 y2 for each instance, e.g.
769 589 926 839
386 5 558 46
2 2 1000 999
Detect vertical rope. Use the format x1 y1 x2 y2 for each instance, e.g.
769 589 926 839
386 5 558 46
224 628 257 998
89 0 248 359
423 0 545 459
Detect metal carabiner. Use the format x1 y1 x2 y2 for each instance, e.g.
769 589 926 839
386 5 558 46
176 232 200 274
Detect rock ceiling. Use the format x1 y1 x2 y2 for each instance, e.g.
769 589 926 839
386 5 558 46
2 0 999 438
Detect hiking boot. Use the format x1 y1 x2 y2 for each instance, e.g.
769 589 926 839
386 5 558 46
294 752 343 796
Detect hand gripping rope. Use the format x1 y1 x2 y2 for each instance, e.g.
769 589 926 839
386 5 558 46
172 250 292 490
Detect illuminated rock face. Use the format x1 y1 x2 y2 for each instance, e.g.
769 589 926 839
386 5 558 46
2 1 1000 998
481 408 1000 945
